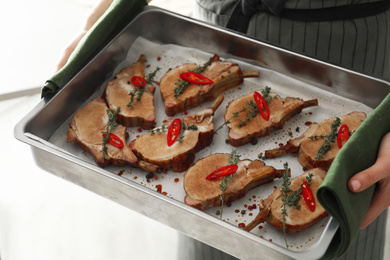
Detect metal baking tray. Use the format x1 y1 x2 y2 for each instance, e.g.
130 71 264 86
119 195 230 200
14 7 390 260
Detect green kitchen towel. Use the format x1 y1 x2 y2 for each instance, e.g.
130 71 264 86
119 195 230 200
317 93 390 259
41 0 147 98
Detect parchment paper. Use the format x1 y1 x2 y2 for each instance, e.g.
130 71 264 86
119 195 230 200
49 37 373 252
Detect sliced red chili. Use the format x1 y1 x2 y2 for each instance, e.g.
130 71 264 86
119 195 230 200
131 76 146 87
102 133 124 148
253 91 270 121
302 181 315 212
167 119 182 147
205 164 238 180
337 124 350 149
180 72 213 85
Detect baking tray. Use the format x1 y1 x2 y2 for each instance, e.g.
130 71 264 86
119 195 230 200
14 7 390 260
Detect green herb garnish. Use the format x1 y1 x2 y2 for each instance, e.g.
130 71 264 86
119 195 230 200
174 60 212 98
280 163 314 247
101 107 120 159
214 86 275 134
218 150 241 219
127 67 160 108
309 117 341 159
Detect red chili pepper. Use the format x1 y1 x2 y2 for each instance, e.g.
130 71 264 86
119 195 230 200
167 119 182 147
205 164 238 180
302 181 315 212
337 124 350 149
253 91 270 121
180 72 214 85
102 133 124 148
131 76 146 87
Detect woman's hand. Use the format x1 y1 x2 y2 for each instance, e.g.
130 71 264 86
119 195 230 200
54 30 88 72
348 132 390 229
54 0 115 72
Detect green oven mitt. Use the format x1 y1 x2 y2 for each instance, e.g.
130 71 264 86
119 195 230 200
41 0 147 98
317 93 390 259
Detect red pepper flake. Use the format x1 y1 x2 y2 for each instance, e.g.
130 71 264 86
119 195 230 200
137 128 142 132
235 209 240 213
174 178 180 183
184 111 188 115
238 223 246 228
156 184 162 193
157 56 161 61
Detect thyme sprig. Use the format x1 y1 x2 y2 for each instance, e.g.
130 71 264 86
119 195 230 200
214 106 248 135
174 60 212 98
101 107 120 159
177 121 199 143
238 100 259 127
280 163 314 247
148 124 167 135
218 150 241 219
261 86 277 103
309 117 341 159
127 67 160 108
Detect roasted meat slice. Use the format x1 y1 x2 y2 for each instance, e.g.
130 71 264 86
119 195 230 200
225 90 318 146
245 168 328 233
265 111 367 171
66 98 138 168
129 96 224 173
183 153 286 211
159 54 259 116
105 55 156 129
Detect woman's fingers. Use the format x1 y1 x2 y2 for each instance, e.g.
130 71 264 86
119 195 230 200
348 132 390 228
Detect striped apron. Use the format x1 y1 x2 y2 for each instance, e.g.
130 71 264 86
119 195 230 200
193 0 390 81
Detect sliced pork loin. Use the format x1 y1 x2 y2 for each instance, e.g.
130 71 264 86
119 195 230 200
129 96 224 173
245 168 327 233
66 98 138 168
183 153 286 211
264 111 367 171
105 55 156 129
159 54 259 116
225 90 318 146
